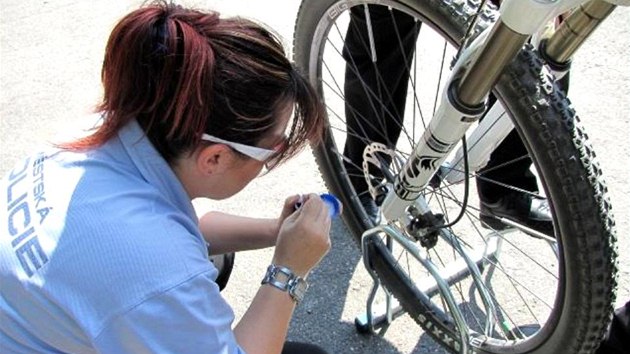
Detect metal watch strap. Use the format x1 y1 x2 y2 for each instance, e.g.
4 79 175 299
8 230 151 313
261 264 308 304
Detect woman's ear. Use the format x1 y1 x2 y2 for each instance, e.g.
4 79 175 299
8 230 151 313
196 144 233 176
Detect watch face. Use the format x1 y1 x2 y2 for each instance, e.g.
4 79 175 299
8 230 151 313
289 277 308 302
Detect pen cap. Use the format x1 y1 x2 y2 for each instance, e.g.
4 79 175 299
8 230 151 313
320 193 340 218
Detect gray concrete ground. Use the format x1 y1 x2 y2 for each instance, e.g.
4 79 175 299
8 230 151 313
1 1 628 353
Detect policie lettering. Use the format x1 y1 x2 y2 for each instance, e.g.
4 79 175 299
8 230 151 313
5 155 50 277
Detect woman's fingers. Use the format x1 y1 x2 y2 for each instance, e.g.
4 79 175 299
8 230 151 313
273 194 331 277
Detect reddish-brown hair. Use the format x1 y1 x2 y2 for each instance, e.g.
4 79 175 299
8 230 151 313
61 1 325 165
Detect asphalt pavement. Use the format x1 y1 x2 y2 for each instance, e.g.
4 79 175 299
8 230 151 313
1 1 628 353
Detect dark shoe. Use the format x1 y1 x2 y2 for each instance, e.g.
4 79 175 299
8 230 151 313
359 195 381 225
480 192 554 236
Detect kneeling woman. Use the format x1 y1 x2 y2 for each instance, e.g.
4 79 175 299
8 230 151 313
0 2 332 354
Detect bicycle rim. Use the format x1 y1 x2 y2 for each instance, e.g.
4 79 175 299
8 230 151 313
293 0 617 353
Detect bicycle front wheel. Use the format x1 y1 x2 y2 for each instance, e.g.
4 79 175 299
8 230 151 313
293 0 618 353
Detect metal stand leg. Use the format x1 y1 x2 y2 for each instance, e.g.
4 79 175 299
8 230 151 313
355 233 406 333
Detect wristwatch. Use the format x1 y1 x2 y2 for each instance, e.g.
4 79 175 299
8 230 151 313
261 264 308 304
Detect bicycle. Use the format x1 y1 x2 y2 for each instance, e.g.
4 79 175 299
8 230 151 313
292 0 624 353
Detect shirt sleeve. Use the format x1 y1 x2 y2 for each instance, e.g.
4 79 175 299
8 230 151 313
93 270 247 354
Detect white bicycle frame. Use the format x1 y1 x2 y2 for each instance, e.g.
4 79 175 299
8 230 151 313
380 0 610 222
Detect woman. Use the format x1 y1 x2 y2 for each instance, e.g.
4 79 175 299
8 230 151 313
0 2 331 354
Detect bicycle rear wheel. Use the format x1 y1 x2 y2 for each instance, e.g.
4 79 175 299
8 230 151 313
293 0 618 353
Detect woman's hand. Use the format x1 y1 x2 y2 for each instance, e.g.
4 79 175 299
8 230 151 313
272 193 332 278
273 195 302 236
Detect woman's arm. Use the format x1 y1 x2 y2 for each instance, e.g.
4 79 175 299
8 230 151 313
198 195 301 255
234 194 332 354
198 211 278 255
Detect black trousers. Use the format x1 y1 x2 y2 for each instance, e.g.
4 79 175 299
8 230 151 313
595 300 630 354
342 6 538 202
282 341 329 354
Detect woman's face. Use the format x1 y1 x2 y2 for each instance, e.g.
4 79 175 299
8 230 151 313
211 101 293 199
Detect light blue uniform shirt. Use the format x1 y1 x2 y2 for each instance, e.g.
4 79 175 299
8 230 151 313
0 119 246 353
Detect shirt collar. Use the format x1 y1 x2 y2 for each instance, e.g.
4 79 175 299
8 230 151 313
117 119 198 223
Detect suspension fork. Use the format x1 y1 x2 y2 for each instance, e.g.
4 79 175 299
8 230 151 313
540 0 617 78
445 0 616 184
382 0 589 221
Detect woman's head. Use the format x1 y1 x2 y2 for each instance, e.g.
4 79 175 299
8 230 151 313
64 1 324 170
